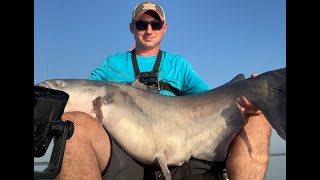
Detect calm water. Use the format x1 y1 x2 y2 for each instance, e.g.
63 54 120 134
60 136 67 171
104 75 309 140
265 156 286 180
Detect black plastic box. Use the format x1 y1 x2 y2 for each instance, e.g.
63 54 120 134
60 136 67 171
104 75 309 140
34 86 69 157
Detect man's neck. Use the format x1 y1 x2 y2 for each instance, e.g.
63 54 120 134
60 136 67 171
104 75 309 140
135 47 160 56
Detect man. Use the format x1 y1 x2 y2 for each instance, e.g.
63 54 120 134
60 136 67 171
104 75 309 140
57 2 271 180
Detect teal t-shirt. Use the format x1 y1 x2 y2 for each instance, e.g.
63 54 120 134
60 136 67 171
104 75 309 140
88 50 211 96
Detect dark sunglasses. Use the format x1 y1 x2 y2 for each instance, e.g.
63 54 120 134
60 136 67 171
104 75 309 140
134 20 164 31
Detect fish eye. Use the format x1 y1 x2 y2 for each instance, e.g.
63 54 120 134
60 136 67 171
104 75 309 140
56 80 64 86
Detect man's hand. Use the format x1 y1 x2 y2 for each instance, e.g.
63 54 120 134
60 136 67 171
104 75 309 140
236 96 262 115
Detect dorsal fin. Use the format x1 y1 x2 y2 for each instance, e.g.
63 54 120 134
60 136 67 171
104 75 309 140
223 74 245 85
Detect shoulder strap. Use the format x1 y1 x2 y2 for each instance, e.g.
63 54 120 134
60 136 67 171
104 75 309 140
131 49 180 96
152 50 162 72
131 49 162 76
131 49 140 76
159 81 180 96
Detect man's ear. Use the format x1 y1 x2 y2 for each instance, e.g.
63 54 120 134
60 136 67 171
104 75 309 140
162 23 167 33
130 23 134 34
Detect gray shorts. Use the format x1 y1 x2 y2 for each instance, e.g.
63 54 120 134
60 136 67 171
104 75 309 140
102 131 225 180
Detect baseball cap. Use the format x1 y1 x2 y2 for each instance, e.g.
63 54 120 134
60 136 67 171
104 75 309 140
132 2 166 22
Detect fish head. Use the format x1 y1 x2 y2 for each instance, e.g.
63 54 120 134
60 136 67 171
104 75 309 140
37 79 93 94
37 79 112 96
36 79 110 114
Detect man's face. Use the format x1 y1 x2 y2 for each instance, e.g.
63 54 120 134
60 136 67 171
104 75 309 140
130 11 167 50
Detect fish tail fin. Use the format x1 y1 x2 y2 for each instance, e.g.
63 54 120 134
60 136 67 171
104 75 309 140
258 68 286 140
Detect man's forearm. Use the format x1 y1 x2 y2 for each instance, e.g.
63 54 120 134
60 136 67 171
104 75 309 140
226 114 271 180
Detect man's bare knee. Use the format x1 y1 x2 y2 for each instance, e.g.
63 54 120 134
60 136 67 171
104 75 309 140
61 111 111 173
62 111 99 125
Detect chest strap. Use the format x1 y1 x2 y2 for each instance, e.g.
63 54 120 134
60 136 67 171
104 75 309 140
131 49 180 96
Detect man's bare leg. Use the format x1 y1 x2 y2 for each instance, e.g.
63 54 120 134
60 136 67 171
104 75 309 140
226 113 271 180
56 111 111 180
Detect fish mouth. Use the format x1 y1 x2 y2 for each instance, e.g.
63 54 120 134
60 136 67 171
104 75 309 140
36 82 51 89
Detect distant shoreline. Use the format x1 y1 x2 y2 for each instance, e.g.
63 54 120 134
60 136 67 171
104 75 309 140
269 153 286 156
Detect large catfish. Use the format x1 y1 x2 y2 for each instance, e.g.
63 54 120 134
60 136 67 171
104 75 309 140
36 67 286 180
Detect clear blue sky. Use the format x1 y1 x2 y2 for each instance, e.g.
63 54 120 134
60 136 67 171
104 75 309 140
34 0 286 152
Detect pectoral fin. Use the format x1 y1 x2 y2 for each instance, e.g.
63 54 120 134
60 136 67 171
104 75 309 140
156 153 172 180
